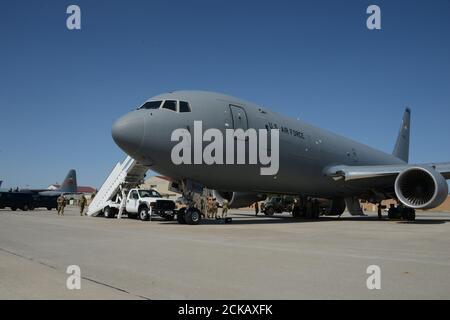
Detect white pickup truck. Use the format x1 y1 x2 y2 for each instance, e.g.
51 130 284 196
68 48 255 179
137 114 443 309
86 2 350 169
102 188 176 221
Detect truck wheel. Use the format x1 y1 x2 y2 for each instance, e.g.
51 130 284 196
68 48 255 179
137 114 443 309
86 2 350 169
185 208 202 225
104 207 114 219
177 208 186 224
139 207 150 221
47 207 52 211
11 207 17 211
265 207 275 216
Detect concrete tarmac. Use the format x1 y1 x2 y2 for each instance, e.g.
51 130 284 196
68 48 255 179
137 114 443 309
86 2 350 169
1 207 450 300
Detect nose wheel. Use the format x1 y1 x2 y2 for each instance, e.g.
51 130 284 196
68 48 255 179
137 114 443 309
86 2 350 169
177 207 202 225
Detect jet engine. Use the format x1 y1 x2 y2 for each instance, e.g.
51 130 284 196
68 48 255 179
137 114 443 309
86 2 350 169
394 166 448 209
213 190 266 209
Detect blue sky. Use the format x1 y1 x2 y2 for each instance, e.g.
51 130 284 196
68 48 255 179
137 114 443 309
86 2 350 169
0 0 449 189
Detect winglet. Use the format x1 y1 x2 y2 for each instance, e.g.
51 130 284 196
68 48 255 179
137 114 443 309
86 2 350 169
393 108 411 163
59 169 77 193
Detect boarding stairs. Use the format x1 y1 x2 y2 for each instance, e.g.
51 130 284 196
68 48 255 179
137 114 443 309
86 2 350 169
87 156 149 217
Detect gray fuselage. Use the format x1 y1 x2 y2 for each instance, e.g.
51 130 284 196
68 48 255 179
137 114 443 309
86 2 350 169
112 91 404 198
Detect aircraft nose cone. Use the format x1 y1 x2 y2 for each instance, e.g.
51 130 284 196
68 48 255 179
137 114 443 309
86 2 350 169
112 112 145 155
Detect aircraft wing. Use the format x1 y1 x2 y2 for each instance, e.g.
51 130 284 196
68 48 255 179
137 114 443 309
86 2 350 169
325 162 450 181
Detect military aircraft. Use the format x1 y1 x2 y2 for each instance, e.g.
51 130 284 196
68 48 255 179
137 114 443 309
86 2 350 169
111 91 449 223
0 170 78 210
21 169 78 197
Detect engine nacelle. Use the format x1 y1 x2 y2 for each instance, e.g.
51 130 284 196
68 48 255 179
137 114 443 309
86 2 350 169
394 166 448 209
213 190 266 209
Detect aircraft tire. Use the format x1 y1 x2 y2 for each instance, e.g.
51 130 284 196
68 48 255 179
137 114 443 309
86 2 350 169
292 206 301 217
185 208 201 225
402 208 416 221
312 209 320 219
388 208 397 220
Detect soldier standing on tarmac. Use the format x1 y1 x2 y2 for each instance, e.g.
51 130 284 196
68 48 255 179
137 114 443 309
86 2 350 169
212 198 219 219
79 195 87 216
254 201 259 216
206 197 211 219
57 195 66 216
222 199 229 218
200 195 206 218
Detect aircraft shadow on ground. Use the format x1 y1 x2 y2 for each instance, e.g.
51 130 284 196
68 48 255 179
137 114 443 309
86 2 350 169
397 220 448 225
155 213 450 225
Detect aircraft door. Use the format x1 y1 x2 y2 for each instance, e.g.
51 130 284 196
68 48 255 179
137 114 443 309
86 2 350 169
229 105 248 130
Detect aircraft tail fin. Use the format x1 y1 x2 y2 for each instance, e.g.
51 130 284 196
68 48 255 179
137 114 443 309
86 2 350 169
393 108 411 163
59 169 77 193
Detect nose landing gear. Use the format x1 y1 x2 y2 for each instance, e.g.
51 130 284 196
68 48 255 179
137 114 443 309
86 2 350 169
177 207 202 225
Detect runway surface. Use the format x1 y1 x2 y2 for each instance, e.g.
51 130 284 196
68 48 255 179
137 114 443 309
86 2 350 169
1 207 450 299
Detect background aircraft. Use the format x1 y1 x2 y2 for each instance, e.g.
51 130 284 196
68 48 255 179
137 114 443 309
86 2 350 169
21 169 78 197
111 91 450 223
0 170 78 211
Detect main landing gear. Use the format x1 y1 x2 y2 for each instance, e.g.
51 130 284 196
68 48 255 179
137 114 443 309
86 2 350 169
378 203 416 221
387 205 416 221
291 197 321 220
377 204 383 220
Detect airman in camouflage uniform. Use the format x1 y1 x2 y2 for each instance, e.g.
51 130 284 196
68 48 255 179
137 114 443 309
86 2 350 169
79 195 87 216
57 195 66 216
221 199 229 218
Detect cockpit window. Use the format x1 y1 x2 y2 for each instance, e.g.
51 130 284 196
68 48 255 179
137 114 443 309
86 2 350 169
179 101 191 113
139 99 191 113
140 101 162 110
162 100 177 112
